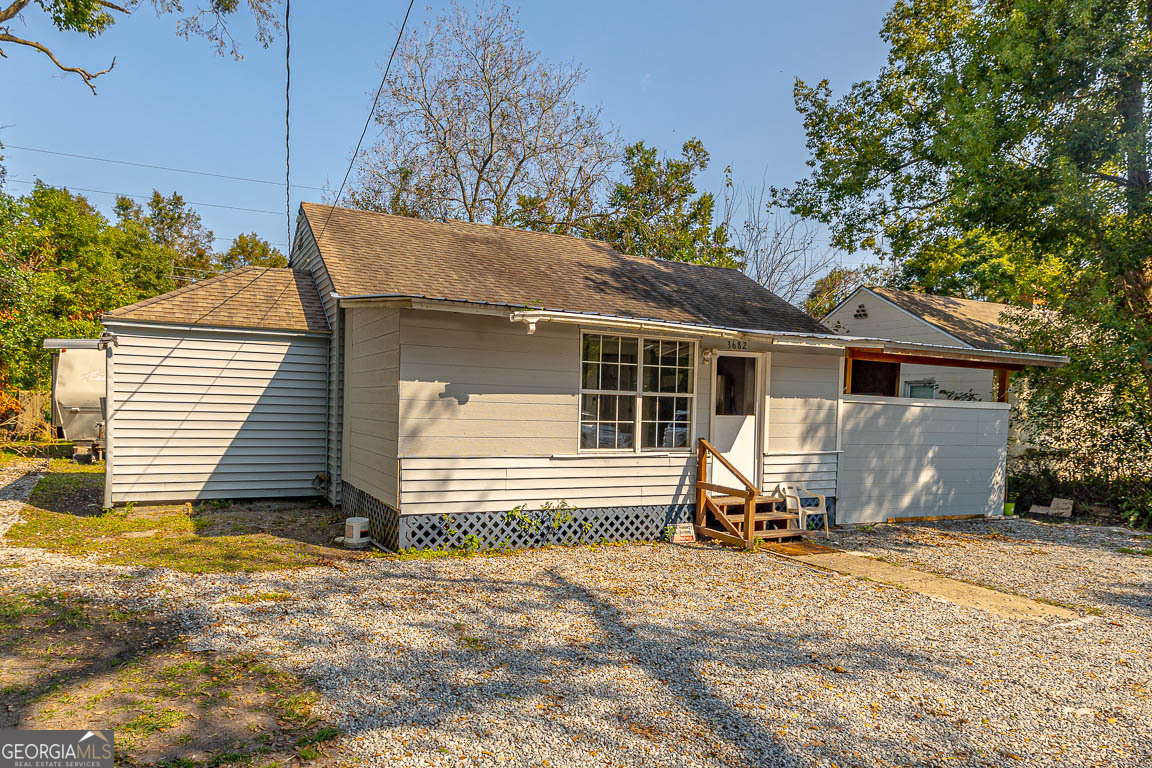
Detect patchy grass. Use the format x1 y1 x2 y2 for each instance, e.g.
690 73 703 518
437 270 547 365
1 441 73 464
0 590 343 765
1117 546 1152 557
4 462 368 574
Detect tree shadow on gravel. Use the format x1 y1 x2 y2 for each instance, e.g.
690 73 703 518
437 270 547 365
223 561 1021 767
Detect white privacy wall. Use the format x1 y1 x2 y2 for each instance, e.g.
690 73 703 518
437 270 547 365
106 323 328 503
837 395 1008 523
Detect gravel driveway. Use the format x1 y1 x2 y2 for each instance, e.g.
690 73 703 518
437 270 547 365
831 517 1152 619
3 460 1151 768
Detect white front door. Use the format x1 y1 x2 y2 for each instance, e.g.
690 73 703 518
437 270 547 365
711 353 760 491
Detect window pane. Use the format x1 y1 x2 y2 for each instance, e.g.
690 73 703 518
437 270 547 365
598 395 616 420
620 364 637 392
601 364 619 391
660 341 678 365
657 396 673 421
668 422 688 448
619 338 638 365
678 342 691 366
642 421 657 449
643 340 659 366
643 366 658 393
618 395 635 421
676 368 691 393
642 396 657 420
715 356 756 416
660 367 676 393
580 424 598 449
583 335 601 362
616 421 635 449
602 335 621 364
581 394 598 421
597 423 617 449
582 362 599 390
675 398 690 422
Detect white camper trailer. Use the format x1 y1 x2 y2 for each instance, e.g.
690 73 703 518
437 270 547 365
42 339 106 461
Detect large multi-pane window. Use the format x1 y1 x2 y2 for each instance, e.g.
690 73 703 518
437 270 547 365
580 333 694 451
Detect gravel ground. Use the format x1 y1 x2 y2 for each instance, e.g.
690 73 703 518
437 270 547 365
3 460 1151 767
831 518 1152 619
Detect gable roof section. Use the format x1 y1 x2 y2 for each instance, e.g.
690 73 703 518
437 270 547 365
298 202 829 335
104 266 329 333
859 286 1015 351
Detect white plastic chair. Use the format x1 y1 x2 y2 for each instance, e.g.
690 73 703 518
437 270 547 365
775 483 831 539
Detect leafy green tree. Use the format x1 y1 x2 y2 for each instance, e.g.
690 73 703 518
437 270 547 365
217 232 287 270
588 139 742 268
115 192 215 284
774 0 1152 509
0 0 281 94
0 183 178 395
803 265 883 321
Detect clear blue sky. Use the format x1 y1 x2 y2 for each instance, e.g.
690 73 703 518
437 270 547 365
3 1 892 261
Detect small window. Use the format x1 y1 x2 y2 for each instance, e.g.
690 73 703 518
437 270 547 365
715 356 756 416
904 380 937 399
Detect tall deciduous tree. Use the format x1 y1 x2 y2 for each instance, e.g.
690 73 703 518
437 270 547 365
115 192 215 284
774 0 1152 500
589 139 741 268
0 0 280 93
347 1 618 231
217 232 287 270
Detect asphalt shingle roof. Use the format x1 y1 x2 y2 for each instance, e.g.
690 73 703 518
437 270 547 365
868 286 1014 351
104 266 329 333
299 202 830 335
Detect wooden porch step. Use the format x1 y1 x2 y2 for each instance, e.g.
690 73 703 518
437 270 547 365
723 512 799 523
709 495 785 507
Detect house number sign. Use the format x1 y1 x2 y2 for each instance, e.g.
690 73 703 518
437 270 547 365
725 340 748 350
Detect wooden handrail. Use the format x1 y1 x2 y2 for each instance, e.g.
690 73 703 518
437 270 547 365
697 439 758 497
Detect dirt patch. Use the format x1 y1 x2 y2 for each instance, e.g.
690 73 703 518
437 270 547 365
0 589 343 766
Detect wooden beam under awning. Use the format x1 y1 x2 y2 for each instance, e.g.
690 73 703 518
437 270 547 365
845 347 1027 372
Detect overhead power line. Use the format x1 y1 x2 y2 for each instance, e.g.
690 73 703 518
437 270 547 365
6 178 284 216
285 0 293 248
5 144 327 192
315 0 415 245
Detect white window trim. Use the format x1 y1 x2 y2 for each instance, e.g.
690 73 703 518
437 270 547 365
578 330 698 455
903 379 937 399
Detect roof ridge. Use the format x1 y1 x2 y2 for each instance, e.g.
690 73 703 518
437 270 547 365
869 285 1012 310
299 200 746 277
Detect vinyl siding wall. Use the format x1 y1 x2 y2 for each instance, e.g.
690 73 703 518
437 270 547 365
290 213 343 503
395 310 708 515
763 351 841 496
826 291 995 400
106 323 328 503
343 307 400 507
838 395 1008 523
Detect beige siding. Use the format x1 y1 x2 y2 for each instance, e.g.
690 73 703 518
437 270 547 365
343 307 400 507
290 212 343 503
767 351 841 454
400 454 696 514
106 323 328 503
826 290 994 400
762 452 838 496
838 395 1008 523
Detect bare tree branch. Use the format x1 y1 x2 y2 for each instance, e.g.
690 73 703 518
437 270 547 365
0 29 115 94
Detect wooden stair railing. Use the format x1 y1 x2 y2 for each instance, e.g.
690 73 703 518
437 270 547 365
695 438 803 547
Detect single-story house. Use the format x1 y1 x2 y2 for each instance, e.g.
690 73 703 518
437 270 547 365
97 205 1066 549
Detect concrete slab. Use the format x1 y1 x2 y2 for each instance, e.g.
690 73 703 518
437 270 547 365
772 549 1081 622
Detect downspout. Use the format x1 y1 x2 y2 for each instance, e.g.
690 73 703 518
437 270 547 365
99 331 117 508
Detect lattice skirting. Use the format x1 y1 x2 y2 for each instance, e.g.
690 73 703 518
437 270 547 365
342 483 400 550
801 496 836 531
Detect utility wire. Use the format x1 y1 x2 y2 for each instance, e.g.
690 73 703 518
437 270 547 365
285 0 292 248
6 178 284 216
4 144 327 192
315 0 415 245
